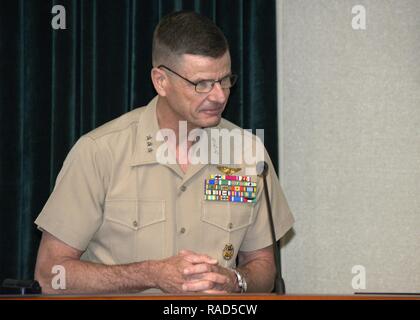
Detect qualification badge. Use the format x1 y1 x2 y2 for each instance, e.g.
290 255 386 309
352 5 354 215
217 166 241 175
223 243 235 261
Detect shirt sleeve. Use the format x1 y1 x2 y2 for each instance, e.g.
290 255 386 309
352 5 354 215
35 136 110 251
239 150 294 252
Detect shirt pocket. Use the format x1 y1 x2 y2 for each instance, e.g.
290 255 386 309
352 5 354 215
201 200 254 264
201 200 254 231
102 199 166 263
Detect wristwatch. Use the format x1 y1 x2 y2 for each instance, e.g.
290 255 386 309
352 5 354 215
231 268 247 293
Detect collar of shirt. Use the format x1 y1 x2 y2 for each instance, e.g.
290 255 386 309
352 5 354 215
130 96 222 183
130 96 163 167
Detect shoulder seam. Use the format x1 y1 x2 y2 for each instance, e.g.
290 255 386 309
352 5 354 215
85 118 140 141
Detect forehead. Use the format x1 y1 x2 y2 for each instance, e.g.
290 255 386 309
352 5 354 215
179 52 231 78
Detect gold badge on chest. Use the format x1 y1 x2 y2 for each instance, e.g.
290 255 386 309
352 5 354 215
217 166 241 175
222 243 235 261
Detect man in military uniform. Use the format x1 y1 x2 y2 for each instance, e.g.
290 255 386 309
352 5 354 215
34 11 294 294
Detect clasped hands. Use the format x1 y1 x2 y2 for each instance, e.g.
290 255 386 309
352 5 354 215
155 249 237 294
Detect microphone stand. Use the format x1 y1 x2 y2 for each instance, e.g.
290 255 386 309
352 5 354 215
258 161 285 295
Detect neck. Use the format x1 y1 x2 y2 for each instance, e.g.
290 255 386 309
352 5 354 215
156 97 198 173
156 96 198 147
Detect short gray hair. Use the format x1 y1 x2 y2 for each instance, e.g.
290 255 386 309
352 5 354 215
152 11 229 67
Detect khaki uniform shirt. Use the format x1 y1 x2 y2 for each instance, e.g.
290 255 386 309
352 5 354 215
35 96 294 271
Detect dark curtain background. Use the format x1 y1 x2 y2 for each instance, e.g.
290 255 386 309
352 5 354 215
0 0 278 282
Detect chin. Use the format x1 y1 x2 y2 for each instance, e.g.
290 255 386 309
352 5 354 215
199 115 222 128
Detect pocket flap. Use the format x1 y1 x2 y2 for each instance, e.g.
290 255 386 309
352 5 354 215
137 200 166 228
104 200 138 230
201 200 254 231
104 199 165 230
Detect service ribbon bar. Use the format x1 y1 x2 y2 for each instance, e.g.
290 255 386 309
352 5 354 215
206 179 256 187
204 195 256 203
210 174 252 182
204 176 257 203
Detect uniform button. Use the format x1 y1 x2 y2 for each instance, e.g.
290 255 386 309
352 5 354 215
228 223 234 230
180 185 187 192
133 221 138 228
180 227 186 234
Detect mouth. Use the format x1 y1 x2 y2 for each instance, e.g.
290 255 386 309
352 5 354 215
199 106 224 117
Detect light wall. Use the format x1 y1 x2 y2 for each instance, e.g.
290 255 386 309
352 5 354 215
277 0 420 294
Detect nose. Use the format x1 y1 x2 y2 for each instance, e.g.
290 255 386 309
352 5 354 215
207 82 228 104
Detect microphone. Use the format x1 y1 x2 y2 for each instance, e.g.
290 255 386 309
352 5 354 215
1 279 42 295
256 161 286 295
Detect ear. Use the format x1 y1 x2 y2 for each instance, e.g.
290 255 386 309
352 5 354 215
151 67 168 97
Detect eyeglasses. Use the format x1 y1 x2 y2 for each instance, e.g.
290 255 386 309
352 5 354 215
158 65 238 93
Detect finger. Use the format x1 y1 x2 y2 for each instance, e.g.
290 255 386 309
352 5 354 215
179 250 217 264
185 272 229 285
184 263 213 275
183 254 218 265
182 280 214 292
